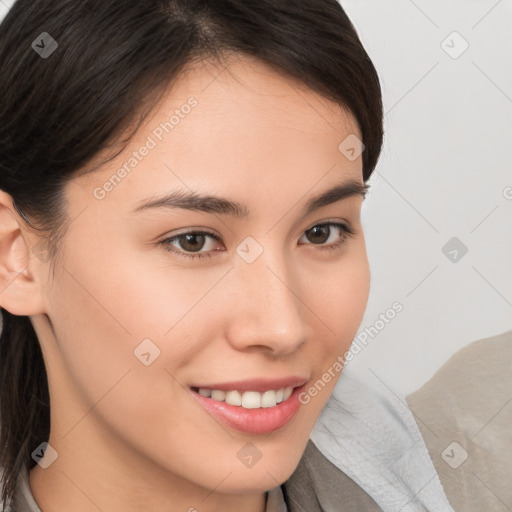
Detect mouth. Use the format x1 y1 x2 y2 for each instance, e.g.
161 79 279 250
188 378 308 435
190 385 295 409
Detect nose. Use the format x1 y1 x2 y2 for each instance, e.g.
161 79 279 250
224 246 309 356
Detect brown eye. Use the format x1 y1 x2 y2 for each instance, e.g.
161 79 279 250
305 225 331 244
159 230 222 260
299 222 354 251
176 233 207 253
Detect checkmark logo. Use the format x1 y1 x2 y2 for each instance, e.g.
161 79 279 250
236 236 263 264
441 441 468 469
133 338 161 366
338 134 365 162
441 31 469 59
31 442 59 468
31 32 58 59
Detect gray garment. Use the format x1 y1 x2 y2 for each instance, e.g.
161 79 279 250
268 439 382 511
11 440 381 511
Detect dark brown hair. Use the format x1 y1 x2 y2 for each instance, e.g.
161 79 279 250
0 0 383 507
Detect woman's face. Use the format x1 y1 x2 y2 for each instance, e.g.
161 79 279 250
31 54 370 503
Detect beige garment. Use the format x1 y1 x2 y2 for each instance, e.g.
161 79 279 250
11 439 381 512
406 330 512 512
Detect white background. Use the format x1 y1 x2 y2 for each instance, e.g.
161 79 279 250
1 0 511 395
340 0 512 394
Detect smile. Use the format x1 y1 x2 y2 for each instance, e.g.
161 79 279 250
191 386 294 409
189 382 307 435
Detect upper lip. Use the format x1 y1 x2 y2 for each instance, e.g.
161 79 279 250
190 376 309 393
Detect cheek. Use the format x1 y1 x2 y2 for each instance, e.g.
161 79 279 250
309 247 370 346
50 239 212 345
299 245 370 400
45 255 220 476
331 259 370 338
44 265 142 408
44 237 229 414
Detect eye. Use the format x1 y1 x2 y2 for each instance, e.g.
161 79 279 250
158 230 222 260
158 222 355 260
298 222 355 252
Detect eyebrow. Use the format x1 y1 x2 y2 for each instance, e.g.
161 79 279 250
132 179 369 218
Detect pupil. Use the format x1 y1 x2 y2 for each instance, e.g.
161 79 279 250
182 234 205 252
309 225 329 244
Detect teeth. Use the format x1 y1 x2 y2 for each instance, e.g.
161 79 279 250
225 390 242 406
196 386 294 409
211 389 226 401
283 386 293 401
261 390 276 408
242 391 261 409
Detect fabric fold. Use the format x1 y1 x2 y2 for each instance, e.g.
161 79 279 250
310 369 456 512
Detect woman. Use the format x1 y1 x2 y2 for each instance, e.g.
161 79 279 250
0 1 454 510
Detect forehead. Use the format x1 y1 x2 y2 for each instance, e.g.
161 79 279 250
69 53 363 217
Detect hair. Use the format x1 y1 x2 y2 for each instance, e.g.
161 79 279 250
0 0 383 507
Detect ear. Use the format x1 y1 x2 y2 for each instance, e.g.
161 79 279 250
0 190 47 316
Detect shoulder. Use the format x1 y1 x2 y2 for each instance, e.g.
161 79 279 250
0 475 13 512
406 330 512 512
0 462 38 512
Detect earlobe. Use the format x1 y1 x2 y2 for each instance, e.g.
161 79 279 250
0 190 46 316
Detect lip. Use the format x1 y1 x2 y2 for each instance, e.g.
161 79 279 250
188 380 308 435
189 376 308 393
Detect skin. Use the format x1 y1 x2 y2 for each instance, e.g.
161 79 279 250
0 53 370 511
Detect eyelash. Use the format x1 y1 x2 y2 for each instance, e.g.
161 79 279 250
157 222 356 261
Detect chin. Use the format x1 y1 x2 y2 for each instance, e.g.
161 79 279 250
217 469 292 494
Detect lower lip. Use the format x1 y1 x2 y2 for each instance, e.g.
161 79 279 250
189 385 306 435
